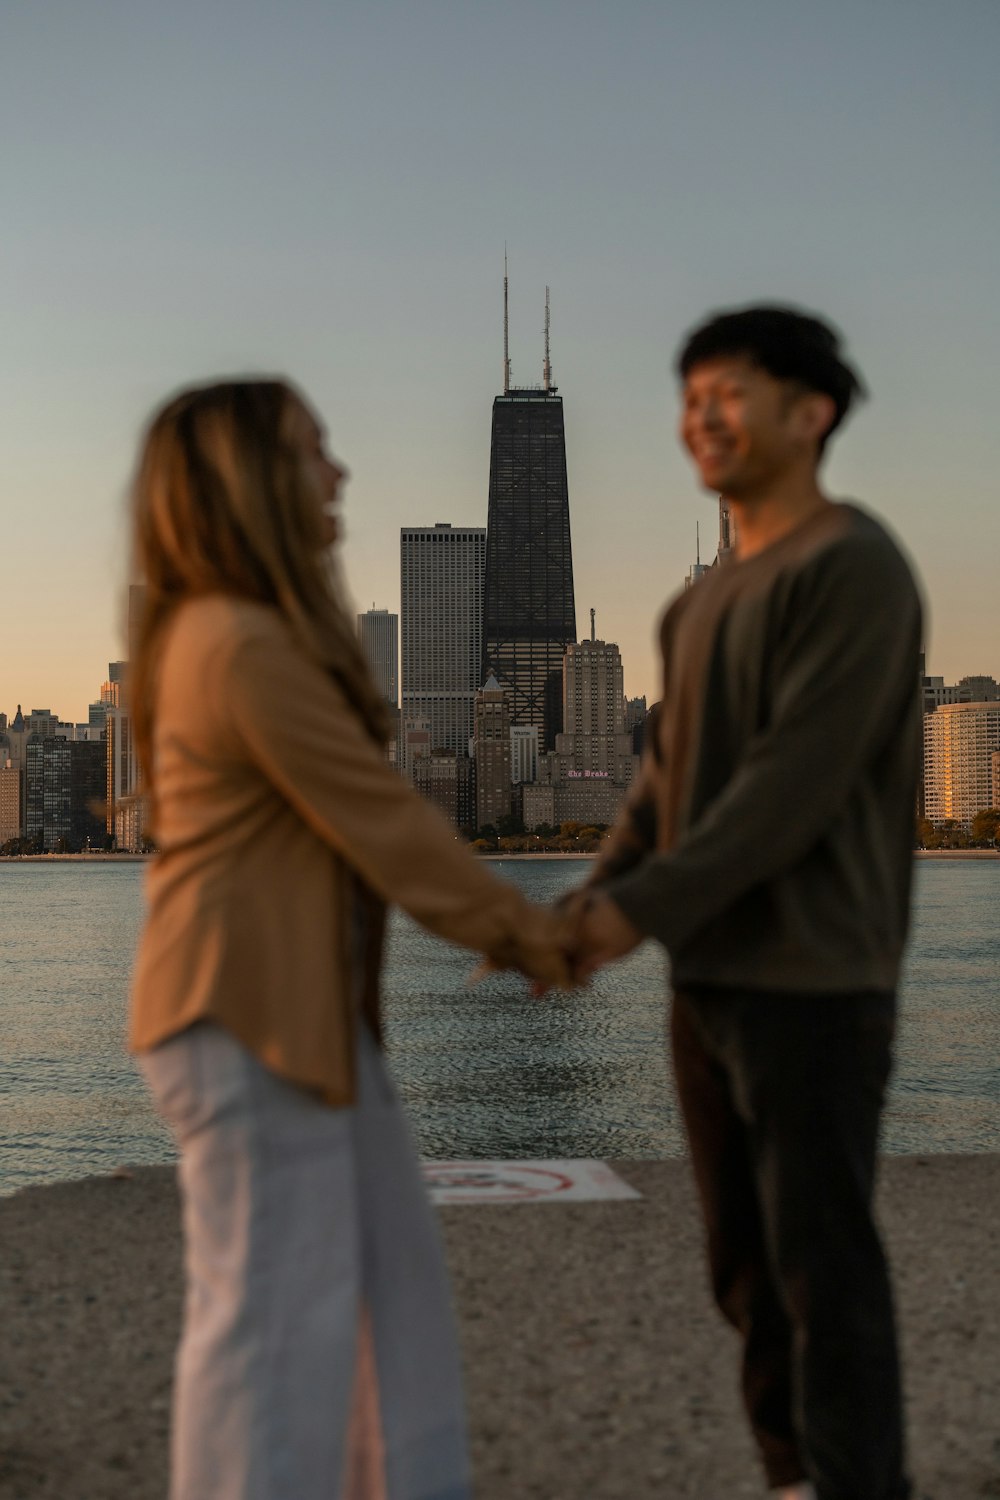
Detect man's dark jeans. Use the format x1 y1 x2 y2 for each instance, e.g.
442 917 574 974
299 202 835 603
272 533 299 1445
671 986 910 1500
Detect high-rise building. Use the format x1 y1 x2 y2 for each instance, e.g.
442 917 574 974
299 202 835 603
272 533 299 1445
523 775 629 830
6 705 27 769
473 674 511 830
106 706 144 851
2 708 27 839
411 754 475 832
25 709 58 738
923 701 1000 826
69 740 106 849
555 639 635 781
24 736 106 851
0 760 22 844
563 638 624 738
26 736 71 849
510 725 539 785
357 607 399 706
401 524 486 757
685 500 736 587
523 637 639 830
685 523 710 590
482 280 576 751
958 675 1000 701
402 715 431 770
625 695 649 756
718 496 737 558
922 672 1000 712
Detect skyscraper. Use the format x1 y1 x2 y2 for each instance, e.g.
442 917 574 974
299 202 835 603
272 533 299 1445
0 760 22 844
357 607 399 706
26 736 71 850
555 638 636 783
401 524 486 757
106 704 143 851
923 700 1000 825
717 496 737 558
411 753 475 832
473 674 511 830
482 279 576 751
522 635 639 831
510 724 539 785
69 740 106 849
685 522 710 590
562 637 625 742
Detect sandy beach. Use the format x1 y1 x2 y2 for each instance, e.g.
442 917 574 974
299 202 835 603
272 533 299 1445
1 1155 997 1499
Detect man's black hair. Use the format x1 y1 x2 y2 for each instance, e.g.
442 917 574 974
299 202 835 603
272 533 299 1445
676 304 865 450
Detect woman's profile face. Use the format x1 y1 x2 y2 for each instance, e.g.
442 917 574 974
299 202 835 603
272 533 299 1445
287 397 348 546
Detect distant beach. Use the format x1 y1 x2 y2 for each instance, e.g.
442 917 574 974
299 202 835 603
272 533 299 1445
3 848 996 864
914 848 1000 859
0 853 150 863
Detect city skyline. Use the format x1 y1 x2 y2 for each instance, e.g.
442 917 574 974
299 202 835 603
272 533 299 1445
6 653 1000 848
4 3 999 717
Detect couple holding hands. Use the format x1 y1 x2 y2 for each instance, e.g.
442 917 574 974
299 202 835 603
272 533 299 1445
130 305 921 1500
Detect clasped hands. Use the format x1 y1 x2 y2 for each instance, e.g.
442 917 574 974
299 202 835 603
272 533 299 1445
475 890 642 994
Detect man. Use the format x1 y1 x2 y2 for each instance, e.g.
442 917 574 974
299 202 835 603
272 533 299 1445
571 306 921 1500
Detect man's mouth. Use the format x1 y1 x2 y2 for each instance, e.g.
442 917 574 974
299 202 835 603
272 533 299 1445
693 440 733 465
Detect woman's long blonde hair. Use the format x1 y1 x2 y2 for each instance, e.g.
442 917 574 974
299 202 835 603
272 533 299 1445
129 379 389 826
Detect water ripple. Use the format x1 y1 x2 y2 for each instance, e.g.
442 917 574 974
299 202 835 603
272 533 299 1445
1 857 998 1192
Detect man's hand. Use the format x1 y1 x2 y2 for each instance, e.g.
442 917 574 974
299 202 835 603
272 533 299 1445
568 892 642 981
467 904 577 995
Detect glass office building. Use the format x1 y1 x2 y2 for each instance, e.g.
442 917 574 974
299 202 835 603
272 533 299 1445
482 388 576 751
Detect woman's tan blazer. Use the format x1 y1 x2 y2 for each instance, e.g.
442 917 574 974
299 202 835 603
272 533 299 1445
129 596 554 1107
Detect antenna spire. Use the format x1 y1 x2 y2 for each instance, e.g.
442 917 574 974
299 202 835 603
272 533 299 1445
503 247 511 395
590 607 596 643
543 285 552 391
696 521 701 565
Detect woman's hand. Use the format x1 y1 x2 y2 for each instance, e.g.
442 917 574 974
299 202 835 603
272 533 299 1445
469 905 577 994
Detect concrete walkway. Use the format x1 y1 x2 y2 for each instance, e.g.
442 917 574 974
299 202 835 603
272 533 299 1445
1 1157 997 1498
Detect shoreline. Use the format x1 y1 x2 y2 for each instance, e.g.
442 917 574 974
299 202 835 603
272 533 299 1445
481 851 596 860
0 852 151 862
914 847 999 859
1 1155 996 1498
3 848 996 865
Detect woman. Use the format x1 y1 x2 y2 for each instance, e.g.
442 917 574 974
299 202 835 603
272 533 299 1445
127 379 571 1500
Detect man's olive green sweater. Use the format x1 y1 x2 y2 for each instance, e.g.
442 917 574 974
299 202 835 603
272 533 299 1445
594 502 923 995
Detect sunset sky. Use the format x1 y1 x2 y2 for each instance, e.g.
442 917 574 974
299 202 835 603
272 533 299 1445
3 0 998 718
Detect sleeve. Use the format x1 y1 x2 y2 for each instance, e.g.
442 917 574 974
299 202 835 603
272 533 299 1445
213 617 553 967
605 534 922 953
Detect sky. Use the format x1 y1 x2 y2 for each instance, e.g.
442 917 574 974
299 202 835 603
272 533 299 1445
3 0 998 718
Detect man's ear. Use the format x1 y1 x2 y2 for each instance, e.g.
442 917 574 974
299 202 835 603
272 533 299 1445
794 391 837 450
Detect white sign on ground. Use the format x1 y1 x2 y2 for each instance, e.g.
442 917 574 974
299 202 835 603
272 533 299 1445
422 1160 641 1205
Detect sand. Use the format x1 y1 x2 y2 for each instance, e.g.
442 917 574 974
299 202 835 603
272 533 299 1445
1 1156 997 1499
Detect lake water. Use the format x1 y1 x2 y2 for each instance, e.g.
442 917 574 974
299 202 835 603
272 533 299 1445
1 859 998 1194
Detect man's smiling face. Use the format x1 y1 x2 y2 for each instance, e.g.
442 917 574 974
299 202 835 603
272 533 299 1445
680 355 830 497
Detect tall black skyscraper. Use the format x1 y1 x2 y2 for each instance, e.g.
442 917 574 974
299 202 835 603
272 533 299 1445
482 280 576 750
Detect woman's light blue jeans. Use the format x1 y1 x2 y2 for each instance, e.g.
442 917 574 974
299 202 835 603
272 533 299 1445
141 1022 470 1500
